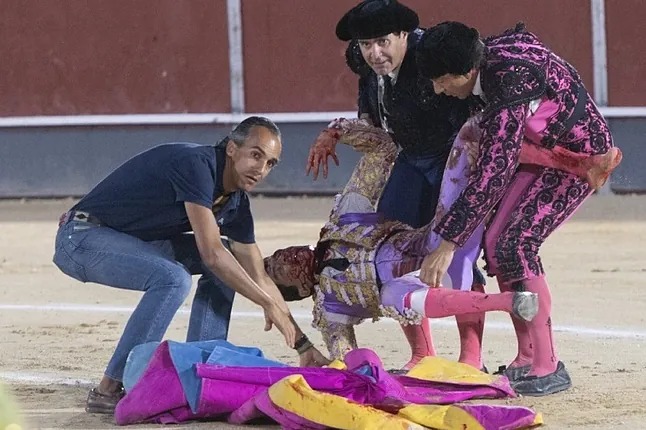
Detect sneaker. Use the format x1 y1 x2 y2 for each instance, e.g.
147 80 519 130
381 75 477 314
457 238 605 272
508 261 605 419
511 361 572 396
494 364 531 381
85 387 125 414
512 291 539 321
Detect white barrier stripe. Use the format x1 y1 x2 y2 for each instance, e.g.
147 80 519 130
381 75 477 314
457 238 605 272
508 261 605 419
0 112 356 127
1 303 644 339
38 426 167 430
226 0 245 114
591 0 609 106
0 371 93 385
0 107 644 128
35 427 168 430
20 408 85 414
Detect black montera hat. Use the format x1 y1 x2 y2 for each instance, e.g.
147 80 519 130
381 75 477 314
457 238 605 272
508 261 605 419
336 0 419 42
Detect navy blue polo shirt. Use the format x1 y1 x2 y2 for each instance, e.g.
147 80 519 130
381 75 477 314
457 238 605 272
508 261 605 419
73 143 254 243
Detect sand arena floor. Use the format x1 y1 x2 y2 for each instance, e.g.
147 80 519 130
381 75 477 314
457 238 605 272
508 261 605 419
0 195 644 429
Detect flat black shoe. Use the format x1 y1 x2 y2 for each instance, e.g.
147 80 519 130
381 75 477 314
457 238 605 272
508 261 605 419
85 387 125 414
511 361 572 396
494 364 531 381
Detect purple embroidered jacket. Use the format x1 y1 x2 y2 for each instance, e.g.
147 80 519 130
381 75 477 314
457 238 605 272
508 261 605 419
434 24 614 246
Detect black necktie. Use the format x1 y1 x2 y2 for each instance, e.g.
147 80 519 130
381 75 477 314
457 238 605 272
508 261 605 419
382 75 393 114
378 75 393 132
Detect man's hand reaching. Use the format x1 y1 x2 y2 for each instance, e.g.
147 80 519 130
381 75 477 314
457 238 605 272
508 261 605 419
263 302 298 348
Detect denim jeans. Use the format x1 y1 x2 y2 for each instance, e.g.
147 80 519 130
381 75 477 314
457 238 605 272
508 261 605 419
53 219 235 382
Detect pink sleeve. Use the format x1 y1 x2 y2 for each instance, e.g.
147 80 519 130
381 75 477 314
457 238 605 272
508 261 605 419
434 103 529 247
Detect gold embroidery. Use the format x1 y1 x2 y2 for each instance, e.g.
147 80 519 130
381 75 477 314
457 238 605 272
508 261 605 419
379 305 424 326
315 219 412 322
330 118 399 213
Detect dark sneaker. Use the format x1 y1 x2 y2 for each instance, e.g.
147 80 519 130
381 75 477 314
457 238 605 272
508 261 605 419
511 361 572 396
85 387 125 414
512 292 539 322
494 364 531 381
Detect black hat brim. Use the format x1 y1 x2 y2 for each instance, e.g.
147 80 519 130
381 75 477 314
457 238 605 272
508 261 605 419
336 0 419 42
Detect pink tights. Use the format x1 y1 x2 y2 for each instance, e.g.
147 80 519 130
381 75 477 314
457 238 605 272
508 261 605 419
397 282 519 369
399 287 486 370
499 276 558 376
400 319 435 369
456 282 485 369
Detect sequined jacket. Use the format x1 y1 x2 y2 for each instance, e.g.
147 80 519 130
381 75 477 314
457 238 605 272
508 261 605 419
434 24 614 246
312 119 412 327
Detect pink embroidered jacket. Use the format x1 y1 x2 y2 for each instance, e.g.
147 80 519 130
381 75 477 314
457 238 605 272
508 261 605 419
434 24 614 246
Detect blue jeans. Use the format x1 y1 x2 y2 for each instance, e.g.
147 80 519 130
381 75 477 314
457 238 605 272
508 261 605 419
53 219 235 382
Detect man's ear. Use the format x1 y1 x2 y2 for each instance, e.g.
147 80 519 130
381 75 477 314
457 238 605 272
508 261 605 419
225 140 236 157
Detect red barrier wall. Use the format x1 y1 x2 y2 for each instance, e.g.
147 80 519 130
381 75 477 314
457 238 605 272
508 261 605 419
0 0 230 115
0 1 641 115
242 0 594 112
605 0 646 106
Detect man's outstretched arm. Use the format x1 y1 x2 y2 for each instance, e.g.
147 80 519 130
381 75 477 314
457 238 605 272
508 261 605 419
186 202 298 348
230 240 330 367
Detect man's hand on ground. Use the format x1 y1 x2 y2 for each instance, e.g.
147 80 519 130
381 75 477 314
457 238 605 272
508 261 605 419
299 346 331 367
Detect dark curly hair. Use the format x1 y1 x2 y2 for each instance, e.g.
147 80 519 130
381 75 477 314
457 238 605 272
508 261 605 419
345 40 373 77
416 21 484 79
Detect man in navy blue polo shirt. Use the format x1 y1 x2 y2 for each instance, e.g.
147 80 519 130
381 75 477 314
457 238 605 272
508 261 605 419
54 116 328 414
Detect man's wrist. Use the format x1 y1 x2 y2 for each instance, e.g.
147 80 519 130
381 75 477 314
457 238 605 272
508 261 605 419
259 295 275 308
294 334 314 354
322 128 341 140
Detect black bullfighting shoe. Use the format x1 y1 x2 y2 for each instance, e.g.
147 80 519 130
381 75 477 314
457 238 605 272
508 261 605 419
511 361 572 396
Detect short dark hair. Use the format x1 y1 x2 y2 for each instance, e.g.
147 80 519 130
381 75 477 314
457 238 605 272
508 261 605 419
417 21 484 79
228 116 281 147
276 284 310 302
345 40 372 77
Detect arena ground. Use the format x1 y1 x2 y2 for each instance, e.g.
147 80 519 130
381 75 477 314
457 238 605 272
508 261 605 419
1 195 644 429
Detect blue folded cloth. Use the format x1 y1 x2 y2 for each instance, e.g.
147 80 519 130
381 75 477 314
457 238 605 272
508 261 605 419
123 339 286 412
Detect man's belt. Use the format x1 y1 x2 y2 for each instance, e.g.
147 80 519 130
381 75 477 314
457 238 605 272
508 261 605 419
58 210 103 227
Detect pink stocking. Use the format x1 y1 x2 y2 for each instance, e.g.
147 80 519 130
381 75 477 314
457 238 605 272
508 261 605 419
455 283 485 369
405 287 516 319
400 319 436 369
521 276 558 376
498 276 534 368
